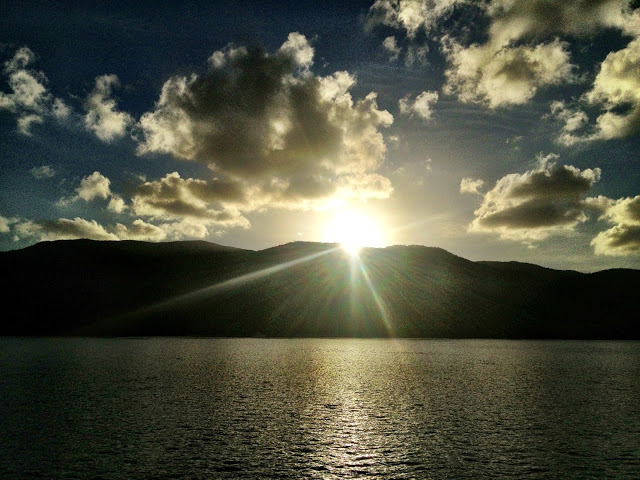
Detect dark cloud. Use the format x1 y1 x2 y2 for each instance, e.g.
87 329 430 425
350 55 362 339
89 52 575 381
470 154 600 242
137 34 393 209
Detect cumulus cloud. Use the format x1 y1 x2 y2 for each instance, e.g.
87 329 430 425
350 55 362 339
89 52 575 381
460 177 484 195
113 219 167 241
549 37 640 144
369 1 639 111
367 0 462 38
586 195 640 256
74 171 112 202
443 38 574 108
0 215 17 233
0 46 70 135
84 74 133 142
130 172 248 225
59 171 126 212
30 165 56 179
383 36 401 61
137 33 394 212
469 154 601 242
15 217 119 241
485 0 640 44
399 90 438 120
278 32 314 69
548 100 589 145
584 37 640 141
12 216 199 243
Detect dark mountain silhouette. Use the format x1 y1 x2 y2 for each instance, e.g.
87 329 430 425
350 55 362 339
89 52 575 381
1 239 638 338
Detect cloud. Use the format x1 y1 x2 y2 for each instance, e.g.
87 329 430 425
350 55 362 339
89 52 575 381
0 46 70 135
584 37 640 141
469 154 601 242
460 177 484 195
278 32 314 69
405 45 429 67
485 0 640 44
74 171 112 202
137 33 394 212
549 38 640 144
367 0 462 38
383 36 401 61
443 38 574 108
59 171 126 212
0 216 17 233
369 1 639 110
548 101 590 146
17 114 44 136
586 195 640 256
130 171 248 225
84 74 133 142
113 219 167 241
15 217 119 241
12 216 207 243
30 165 56 179
399 90 438 120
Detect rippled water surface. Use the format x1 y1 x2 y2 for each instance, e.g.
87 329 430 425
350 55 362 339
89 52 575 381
1 338 639 479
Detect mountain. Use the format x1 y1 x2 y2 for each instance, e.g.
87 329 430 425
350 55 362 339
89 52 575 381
1 240 638 338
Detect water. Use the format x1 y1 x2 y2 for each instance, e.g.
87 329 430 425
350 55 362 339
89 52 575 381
1 339 639 479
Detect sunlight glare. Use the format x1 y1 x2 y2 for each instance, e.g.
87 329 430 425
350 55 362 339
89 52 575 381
324 211 385 254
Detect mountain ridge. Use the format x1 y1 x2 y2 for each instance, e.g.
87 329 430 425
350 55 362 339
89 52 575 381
1 239 638 338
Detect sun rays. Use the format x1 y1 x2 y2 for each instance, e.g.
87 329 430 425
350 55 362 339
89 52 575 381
109 241 398 337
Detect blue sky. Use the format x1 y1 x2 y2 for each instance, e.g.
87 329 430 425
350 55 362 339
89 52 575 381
1 0 639 271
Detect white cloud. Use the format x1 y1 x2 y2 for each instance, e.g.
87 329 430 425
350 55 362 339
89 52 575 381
399 90 438 120
278 32 314 69
107 196 127 214
59 171 127 213
75 171 112 202
585 37 640 141
12 216 215 243
469 154 601 243
367 0 463 38
52 98 70 119
547 38 640 144
485 0 640 44
443 38 574 108
15 217 119 241
113 219 167 241
382 36 401 61
0 215 16 233
369 0 639 112
160 219 213 240
84 74 133 142
460 177 484 195
586 195 640 256
17 114 44 136
0 46 71 135
548 100 590 146
30 165 56 179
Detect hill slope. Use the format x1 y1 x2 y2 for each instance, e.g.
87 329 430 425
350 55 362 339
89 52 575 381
1 240 638 338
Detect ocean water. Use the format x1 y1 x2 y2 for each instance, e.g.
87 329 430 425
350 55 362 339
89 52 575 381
1 338 639 479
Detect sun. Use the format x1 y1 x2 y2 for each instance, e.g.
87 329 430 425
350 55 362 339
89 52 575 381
323 210 385 254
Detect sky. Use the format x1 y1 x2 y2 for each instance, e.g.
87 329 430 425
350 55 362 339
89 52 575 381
1 0 639 271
